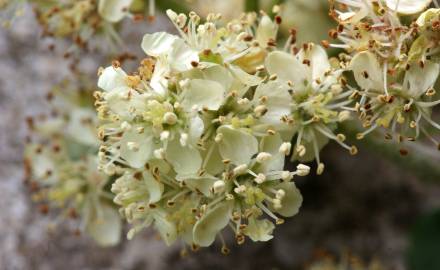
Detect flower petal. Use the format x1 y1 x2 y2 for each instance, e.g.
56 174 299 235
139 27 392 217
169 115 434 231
299 44 330 85
254 81 291 129
86 204 121 246
98 66 127 92
265 51 307 87
386 0 432 15
120 129 154 168
259 134 285 172
406 60 439 98
229 64 263 86
141 32 179 57
176 174 218 197
217 125 258 165
153 209 177 246
244 218 274 242
188 115 204 145
66 108 98 146
166 137 202 175
256 15 277 47
143 171 164 203
98 0 133 22
169 38 199 72
350 51 383 91
193 201 233 247
181 79 225 111
271 182 302 217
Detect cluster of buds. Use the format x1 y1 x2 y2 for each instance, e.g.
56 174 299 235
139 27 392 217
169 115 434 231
93 7 362 250
24 77 121 246
328 0 440 151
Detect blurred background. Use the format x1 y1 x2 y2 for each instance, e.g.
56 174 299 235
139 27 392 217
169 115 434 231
1 0 440 269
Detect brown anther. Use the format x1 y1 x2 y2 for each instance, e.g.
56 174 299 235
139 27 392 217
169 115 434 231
133 172 142 180
362 71 369 79
191 243 200 252
328 29 338 39
221 246 230 255
26 116 34 130
399 149 408 156
39 204 49 215
321 40 330 48
69 208 78 219
112 60 121 68
191 61 199 68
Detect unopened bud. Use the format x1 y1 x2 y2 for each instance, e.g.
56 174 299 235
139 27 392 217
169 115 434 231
296 164 310 176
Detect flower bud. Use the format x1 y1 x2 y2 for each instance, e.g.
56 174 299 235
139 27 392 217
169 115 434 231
296 164 310 176
163 112 178 125
254 173 266 184
213 180 225 193
256 152 272 163
233 164 248 175
279 142 291 155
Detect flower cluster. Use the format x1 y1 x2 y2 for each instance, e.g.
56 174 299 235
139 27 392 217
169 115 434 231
94 8 360 249
24 77 121 246
18 0 440 252
328 0 440 150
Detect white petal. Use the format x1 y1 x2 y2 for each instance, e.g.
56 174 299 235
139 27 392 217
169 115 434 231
98 0 133 22
153 210 177 246
181 79 225 111
386 0 432 15
201 64 234 91
299 45 330 84
150 58 169 96
193 201 233 247
203 142 224 176
406 60 440 97
417 8 440 27
166 137 202 175
120 129 154 168
141 32 179 57
169 39 199 72
105 87 147 120
349 51 384 91
98 66 127 92
256 15 277 47
217 125 258 165
259 134 285 172
176 174 218 197
229 64 263 86
271 182 302 217
244 218 274 242
254 81 291 129
86 204 121 246
188 115 204 145
143 171 164 203
66 108 98 146
265 51 307 87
